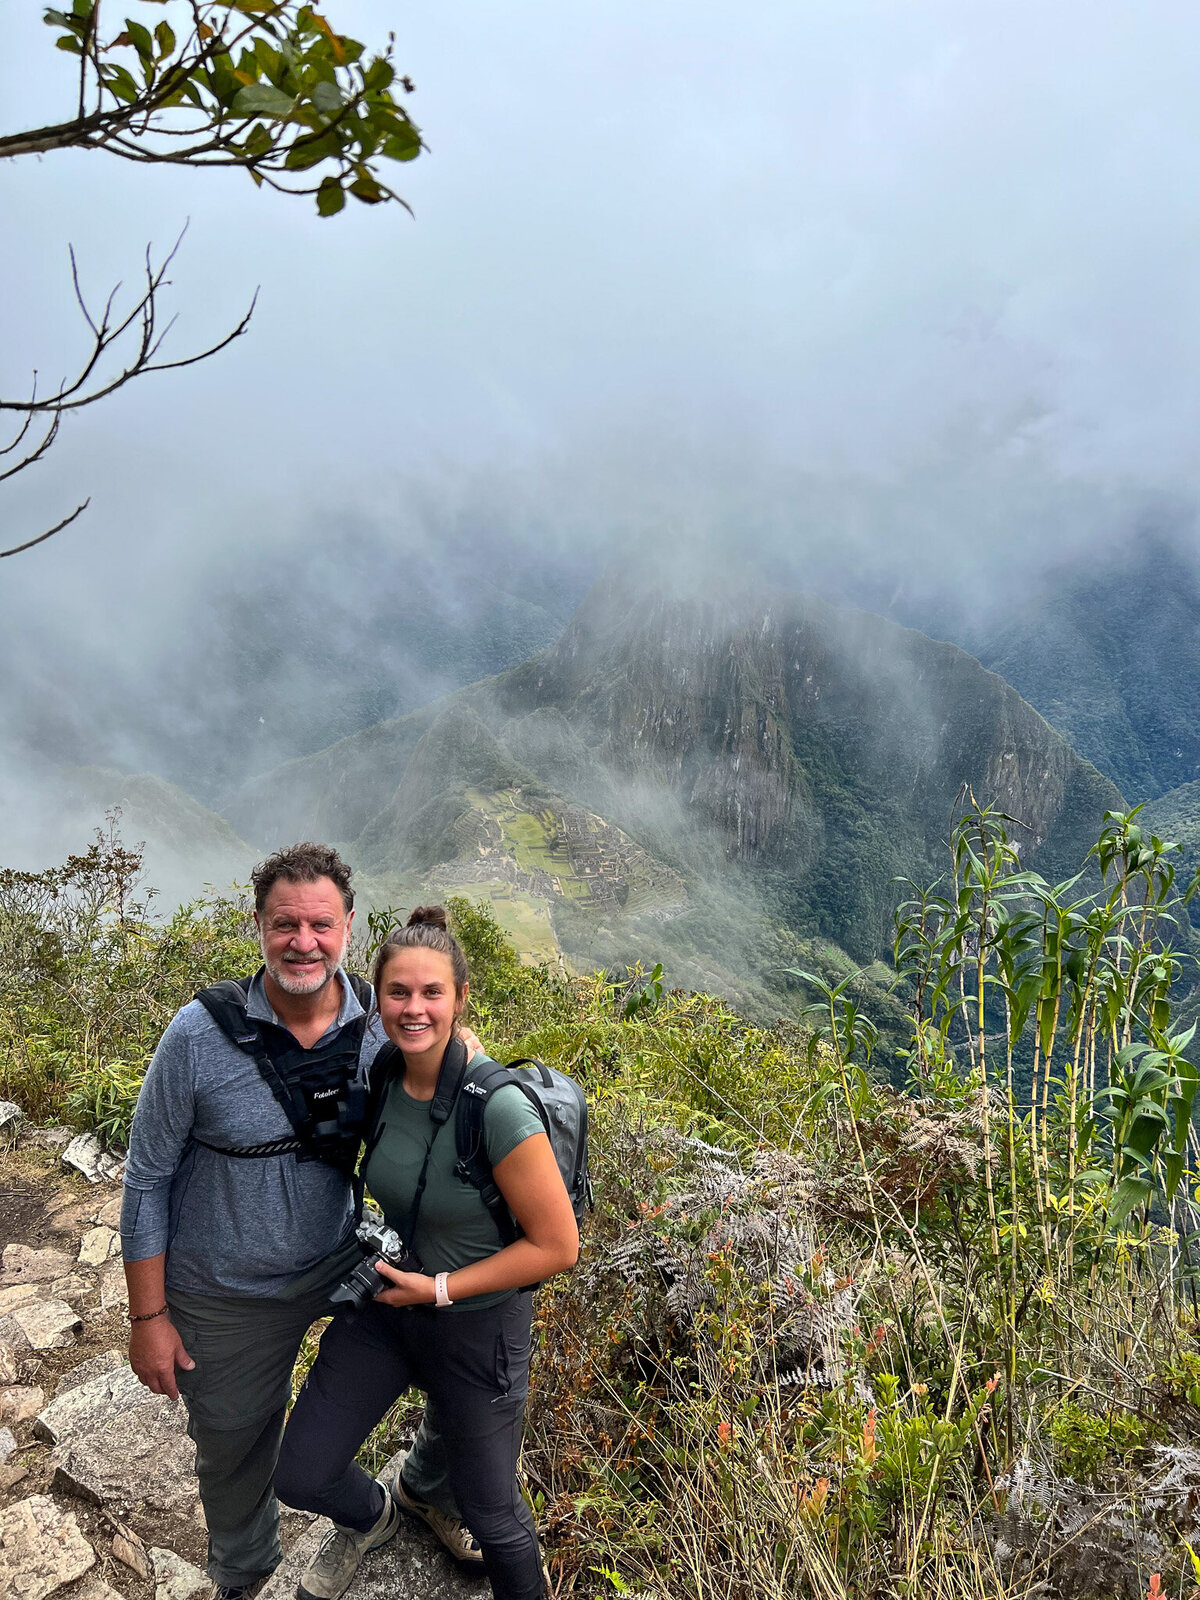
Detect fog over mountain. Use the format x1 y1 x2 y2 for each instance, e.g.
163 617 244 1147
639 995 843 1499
4 2 1200 903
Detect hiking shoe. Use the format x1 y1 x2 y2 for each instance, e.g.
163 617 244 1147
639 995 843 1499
389 1465 484 1565
297 1480 401 1600
211 1581 269 1600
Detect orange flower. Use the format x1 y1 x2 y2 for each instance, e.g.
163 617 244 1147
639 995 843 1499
717 1420 733 1448
797 1476 831 1521
1147 1576 1163 1600
861 1407 879 1468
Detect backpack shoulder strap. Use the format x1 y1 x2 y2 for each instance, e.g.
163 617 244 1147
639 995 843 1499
193 976 257 1047
354 1039 403 1218
362 1041 402 1150
454 1057 523 1246
346 971 373 1013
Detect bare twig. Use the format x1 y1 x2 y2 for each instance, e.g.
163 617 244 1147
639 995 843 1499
0 231 255 557
0 499 90 560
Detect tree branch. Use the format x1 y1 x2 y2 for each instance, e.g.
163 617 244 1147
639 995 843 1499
0 500 90 561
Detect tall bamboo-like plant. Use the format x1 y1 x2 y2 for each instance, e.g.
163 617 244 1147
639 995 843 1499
893 797 1199 1329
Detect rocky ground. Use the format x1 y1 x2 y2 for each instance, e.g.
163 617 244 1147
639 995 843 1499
0 1111 483 1600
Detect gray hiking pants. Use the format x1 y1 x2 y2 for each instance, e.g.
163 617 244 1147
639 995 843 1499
169 1290 453 1587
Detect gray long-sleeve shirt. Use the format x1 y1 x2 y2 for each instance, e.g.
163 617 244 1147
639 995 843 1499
121 969 386 1298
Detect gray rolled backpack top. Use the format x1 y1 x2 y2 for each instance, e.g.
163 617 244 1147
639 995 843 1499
456 1056 593 1247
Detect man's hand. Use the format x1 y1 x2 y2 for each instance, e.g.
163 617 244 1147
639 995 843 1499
129 1316 195 1401
373 1260 437 1307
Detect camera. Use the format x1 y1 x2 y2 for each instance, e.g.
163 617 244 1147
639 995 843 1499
330 1209 424 1310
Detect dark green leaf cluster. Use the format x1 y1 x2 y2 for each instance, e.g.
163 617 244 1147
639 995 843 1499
29 2 421 214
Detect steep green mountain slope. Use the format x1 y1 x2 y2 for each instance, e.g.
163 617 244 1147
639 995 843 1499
225 575 1122 997
1143 780 1200 925
943 537 1200 803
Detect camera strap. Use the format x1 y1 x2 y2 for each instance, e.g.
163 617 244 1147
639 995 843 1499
374 1035 470 1255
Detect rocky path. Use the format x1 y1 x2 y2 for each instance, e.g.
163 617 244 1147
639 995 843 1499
0 1111 483 1600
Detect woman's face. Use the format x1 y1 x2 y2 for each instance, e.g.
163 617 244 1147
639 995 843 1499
376 946 466 1063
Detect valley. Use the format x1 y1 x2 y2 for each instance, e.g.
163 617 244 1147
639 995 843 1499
16 547 1193 1025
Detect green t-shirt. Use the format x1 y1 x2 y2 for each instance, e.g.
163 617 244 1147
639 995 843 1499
363 1073 544 1309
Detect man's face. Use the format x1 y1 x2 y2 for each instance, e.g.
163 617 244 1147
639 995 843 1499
255 877 353 998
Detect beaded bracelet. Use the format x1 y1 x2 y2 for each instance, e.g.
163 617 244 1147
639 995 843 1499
128 1305 169 1322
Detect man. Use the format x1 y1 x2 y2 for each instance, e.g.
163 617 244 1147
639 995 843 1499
122 842 476 1600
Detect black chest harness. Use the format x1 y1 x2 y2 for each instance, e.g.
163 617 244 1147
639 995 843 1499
192 971 372 1175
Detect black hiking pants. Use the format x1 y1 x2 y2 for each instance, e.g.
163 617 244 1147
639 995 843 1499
275 1291 543 1600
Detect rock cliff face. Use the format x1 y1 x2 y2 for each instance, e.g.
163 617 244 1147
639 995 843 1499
220 573 1123 959
488 572 1120 882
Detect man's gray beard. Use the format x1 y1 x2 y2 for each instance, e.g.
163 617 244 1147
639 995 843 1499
261 939 348 997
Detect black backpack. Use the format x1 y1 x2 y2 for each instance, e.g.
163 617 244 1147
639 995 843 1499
365 1040 593 1246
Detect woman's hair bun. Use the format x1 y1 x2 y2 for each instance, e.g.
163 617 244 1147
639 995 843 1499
406 904 449 932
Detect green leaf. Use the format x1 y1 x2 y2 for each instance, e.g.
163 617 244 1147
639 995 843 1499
44 9 72 26
242 122 274 157
55 33 84 51
125 18 153 61
316 177 345 216
363 57 394 93
349 170 384 203
232 83 297 118
312 79 343 115
153 19 175 56
285 132 339 170
382 124 421 161
101 63 141 103
1108 1175 1152 1229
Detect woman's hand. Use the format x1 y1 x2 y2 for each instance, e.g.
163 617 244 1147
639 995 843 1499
373 1260 436 1307
460 1025 484 1058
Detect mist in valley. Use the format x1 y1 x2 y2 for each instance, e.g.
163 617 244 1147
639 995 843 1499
4 0 1200 941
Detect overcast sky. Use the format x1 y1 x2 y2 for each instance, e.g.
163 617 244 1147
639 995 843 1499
5 2 1200 668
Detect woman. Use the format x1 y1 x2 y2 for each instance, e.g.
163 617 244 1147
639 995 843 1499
275 907 578 1600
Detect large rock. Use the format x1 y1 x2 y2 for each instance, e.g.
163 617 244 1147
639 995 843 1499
2 1244 75 1285
0 1494 96 1600
0 1283 43 1318
0 1385 45 1424
78 1228 120 1268
97 1262 128 1311
56 1351 123 1397
150 1546 209 1600
0 1101 24 1137
258 1451 483 1600
12 1299 82 1351
62 1132 124 1185
35 1365 198 1518
0 1426 16 1463
48 1274 96 1312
